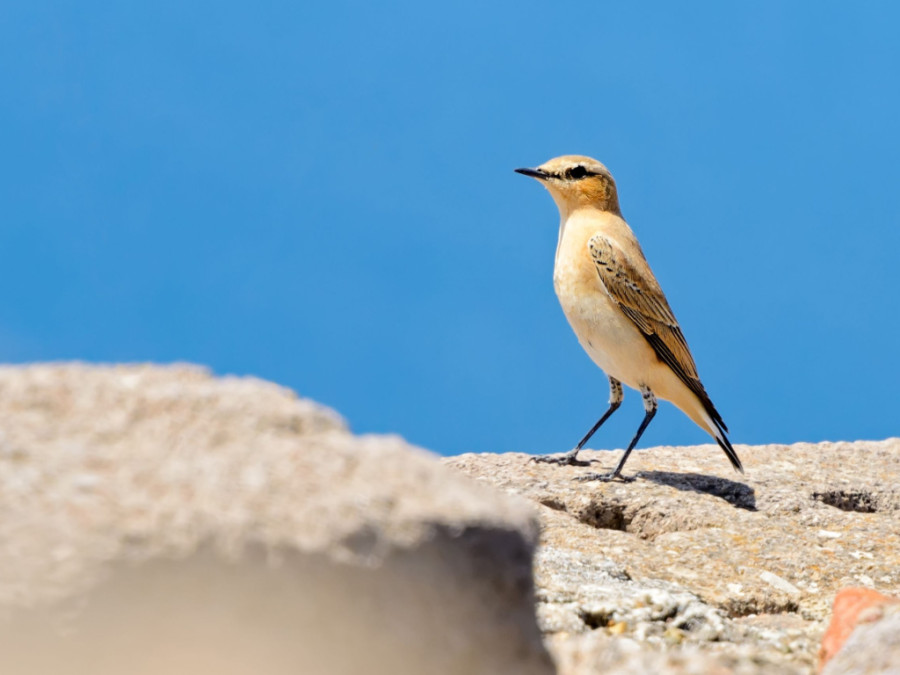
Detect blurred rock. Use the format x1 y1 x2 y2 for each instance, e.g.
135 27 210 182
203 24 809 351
820 588 900 673
446 437 900 674
0 363 552 675
3 363 898 674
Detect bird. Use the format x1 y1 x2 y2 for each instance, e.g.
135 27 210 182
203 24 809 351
515 155 743 481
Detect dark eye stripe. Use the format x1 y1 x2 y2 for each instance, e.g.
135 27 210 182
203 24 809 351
564 165 589 180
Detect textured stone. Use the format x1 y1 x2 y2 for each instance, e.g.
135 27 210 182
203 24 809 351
4 363 898 674
821 603 900 675
445 438 900 674
0 363 552 675
820 588 900 672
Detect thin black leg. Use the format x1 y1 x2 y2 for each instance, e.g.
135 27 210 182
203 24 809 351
574 398 622 451
577 385 657 481
532 378 623 466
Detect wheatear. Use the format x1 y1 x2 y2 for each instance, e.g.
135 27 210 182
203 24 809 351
515 155 743 480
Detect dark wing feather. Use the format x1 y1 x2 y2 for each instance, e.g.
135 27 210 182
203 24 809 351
587 234 729 435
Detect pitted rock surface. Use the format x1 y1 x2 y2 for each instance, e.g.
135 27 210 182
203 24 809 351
446 438 900 674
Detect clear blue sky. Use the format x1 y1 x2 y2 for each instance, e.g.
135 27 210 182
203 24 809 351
2 2 898 456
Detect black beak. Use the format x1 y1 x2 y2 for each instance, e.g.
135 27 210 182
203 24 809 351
514 167 549 180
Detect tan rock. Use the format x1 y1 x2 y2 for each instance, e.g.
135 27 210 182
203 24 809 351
4 363 897 674
446 438 900 674
0 363 552 675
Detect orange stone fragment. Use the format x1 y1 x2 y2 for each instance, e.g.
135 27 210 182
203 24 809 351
818 587 900 672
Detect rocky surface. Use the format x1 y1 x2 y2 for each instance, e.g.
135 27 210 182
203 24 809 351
820 588 900 672
446 438 900 674
821 602 900 675
0 363 552 675
0 363 897 674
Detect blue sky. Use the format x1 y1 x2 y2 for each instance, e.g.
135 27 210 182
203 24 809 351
2 2 898 457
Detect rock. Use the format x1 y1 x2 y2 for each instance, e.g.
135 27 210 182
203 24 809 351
445 438 900 674
3 363 898 674
819 588 900 673
0 363 552 675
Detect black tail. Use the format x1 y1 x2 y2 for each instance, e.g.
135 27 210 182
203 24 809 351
711 419 744 474
693 384 743 474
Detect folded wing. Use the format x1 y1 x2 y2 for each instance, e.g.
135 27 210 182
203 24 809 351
587 234 730 437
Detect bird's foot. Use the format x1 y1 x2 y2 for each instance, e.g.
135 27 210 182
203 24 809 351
574 471 634 483
530 449 589 467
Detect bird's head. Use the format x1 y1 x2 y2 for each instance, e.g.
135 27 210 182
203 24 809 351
515 155 620 217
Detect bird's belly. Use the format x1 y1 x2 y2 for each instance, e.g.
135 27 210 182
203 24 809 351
555 276 657 389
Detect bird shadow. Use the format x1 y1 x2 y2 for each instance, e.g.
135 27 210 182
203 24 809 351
635 471 757 511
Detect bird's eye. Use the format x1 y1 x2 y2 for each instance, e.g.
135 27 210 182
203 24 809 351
566 166 588 180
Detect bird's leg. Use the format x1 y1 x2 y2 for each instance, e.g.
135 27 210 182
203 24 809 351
532 378 623 466
576 385 657 481
573 378 623 452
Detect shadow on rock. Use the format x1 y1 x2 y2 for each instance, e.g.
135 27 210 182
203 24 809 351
637 471 756 511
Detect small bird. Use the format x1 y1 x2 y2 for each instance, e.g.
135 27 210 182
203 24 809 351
515 155 743 480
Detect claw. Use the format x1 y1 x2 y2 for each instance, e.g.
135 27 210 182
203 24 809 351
574 471 633 483
530 451 589 467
